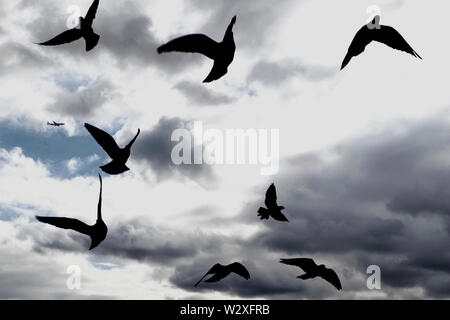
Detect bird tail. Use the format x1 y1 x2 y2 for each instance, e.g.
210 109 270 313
84 32 100 52
257 207 270 220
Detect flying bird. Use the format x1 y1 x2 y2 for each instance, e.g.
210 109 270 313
280 258 342 290
194 262 250 287
47 121 65 127
36 173 107 250
84 123 140 175
36 0 100 51
341 15 421 70
157 16 237 83
257 183 288 222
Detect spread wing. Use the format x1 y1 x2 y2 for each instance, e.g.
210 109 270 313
320 268 342 290
85 123 121 159
375 25 421 59
157 34 219 60
194 264 219 287
280 258 318 273
341 25 373 70
264 183 278 209
84 0 100 26
36 216 91 236
229 262 251 280
37 29 83 46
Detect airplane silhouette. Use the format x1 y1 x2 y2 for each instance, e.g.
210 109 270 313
194 262 250 287
341 15 421 70
257 183 288 222
36 0 100 52
47 121 65 127
85 123 140 175
36 173 107 250
157 16 237 83
280 258 342 290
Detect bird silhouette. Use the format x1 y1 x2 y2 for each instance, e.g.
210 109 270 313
85 123 140 175
194 262 250 287
257 183 288 222
157 16 237 83
280 258 342 290
341 15 421 70
36 173 107 250
36 0 100 51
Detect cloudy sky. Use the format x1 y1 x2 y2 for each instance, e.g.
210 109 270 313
1 0 450 299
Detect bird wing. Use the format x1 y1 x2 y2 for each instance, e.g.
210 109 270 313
97 173 102 220
341 26 373 70
157 34 219 60
203 60 228 83
320 268 342 290
280 258 318 273
125 129 141 150
37 29 83 46
194 264 219 287
264 183 278 209
84 123 121 159
229 262 251 280
36 216 91 236
375 25 421 59
84 32 100 51
84 0 100 26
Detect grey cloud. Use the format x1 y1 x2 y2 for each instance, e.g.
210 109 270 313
0 41 52 74
133 117 216 185
46 77 117 118
248 59 336 86
24 1 201 73
188 0 298 50
174 80 236 107
24 217 223 266
168 116 450 299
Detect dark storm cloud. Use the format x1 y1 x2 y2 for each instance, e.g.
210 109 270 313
174 81 236 107
46 77 117 118
168 116 450 299
24 0 201 72
247 59 336 86
24 217 225 265
236 117 450 298
133 117 216 184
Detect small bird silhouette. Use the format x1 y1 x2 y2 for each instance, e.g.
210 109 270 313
85 123 140 175
36 0 100 51
36 173 107 250
194 262 250 287
341 15 421 70
280 258 342 290
157 16 237 83
257 183 288 222
47 121 65 127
